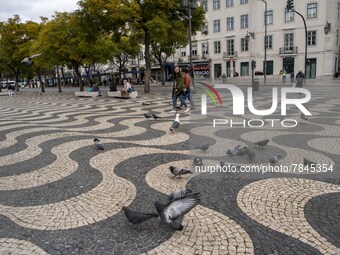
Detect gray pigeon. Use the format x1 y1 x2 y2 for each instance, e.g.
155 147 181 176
152 113 161 120
122 206 158 225
169 166 193 177
254 139 270 147
269 155 281 164
300 113 309 121
227 145 241 155
167 189 194 202
193 157 203 166
196 143 210 151
235 147 246 156
170 113 180 133
244 147 255 161
144 113 153 119
155 193 200 231
303 158 316 167
220 161 235 167
21 53 41 66
94 138 104 150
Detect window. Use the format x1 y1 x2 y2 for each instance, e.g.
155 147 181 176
307 3 317 19
240 62 249 76
192 44 197 56
265 35 273 49
214 64 222 78
213 0 220 10
226 0 233 7
264 61 274 75
180 48 186 57
202 42 209 55
241 38 248 51
285 8 294 22
307 31 316 46
240 0 248 4
337 30 339 45
240 14 248 29
265 10 273 25
284 33 294 50
202 22 208 34
227 39 234 56
214 41 221 54
227 17 234 31
213 20 220 32
338 2 340 20
201 1 208 11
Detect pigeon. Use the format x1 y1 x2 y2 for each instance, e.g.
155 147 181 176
155 193 200 231
144 113 153 119
254 139 270 147
244 147 255 161
142 101 151 105
167 189 194 202
269 155 282 164
20 53 41 66
220 161 235 167
303 158 316 167
195 143 210 151
94 138 104 150
235 146 246 156
300 113 309 121
193 157 203 166
122 206 158 225
169 166 193 177
152 113 161 120
170 113 180 133
226 145 242 155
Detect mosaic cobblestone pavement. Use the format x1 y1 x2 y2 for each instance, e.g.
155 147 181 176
0 85 339 255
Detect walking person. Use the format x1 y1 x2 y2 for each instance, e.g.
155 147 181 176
170 66 186 113
180 68 195 113
279 70 286 83
295 70 305 88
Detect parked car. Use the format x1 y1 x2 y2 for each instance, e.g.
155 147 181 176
1 80 15 89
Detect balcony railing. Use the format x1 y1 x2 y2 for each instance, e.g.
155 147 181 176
188 55 200 61
223 51 238 59
279 47 298 55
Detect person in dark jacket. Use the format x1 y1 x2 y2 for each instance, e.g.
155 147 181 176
170 66 186 113
296 70 305 88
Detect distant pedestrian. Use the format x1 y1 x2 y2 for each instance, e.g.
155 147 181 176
170 66 186 113
295 70 305 88
121 79 131 97
279 70 286 83
180 68 195 113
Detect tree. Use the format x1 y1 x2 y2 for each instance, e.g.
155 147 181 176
36 11 117 91
78 0 205 93
0 15 40 92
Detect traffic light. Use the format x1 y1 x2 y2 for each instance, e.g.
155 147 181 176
251 60 256 69
286 0 294 10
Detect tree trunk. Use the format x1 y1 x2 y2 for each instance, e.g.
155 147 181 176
15 73 20 92
161 62 165 85
144 29 151 93
56 65 62 92
72 61 84 91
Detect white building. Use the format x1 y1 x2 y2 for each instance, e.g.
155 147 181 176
174 0 340 82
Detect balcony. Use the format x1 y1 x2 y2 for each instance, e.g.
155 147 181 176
223 51 238 59
188 55 200 61
279 47 298 55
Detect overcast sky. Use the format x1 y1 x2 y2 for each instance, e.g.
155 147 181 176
0 0 80 22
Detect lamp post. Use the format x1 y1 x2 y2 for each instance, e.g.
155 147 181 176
286 0 308 83
258 0 267 84
182 0 196 91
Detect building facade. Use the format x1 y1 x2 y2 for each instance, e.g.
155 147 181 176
173 0 340 82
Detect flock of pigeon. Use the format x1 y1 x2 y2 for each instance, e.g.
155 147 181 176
92 107 201 231
91 104 314 232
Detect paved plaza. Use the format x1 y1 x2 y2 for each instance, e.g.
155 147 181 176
0 84 339 255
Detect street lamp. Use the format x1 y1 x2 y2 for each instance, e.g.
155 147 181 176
182 0 197 91
245 31 255 42
324 21 331 35
258 0 267 84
